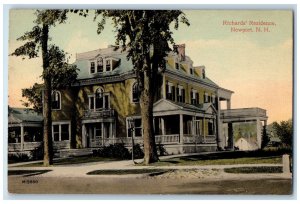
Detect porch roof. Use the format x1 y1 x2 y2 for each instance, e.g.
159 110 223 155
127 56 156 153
8 107 43 125
152 99 217 116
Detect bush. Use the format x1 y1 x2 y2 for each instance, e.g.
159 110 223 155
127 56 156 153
131 144 144 159
31 142 44 160
157 143 167 156
96 143 131 160
8 153 30 163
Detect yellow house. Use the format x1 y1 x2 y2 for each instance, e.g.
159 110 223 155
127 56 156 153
49 44 268 155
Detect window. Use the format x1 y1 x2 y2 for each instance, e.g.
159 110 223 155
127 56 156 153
127 118 142 137
89 88 110 110
190 68 194 75
95 88 104 109
176 85 185 103
97 58 103 73
175 62 179 70
52 91 61 110
52 123 70 141
212 95 216 104
53 125 60 141
191 89 199 105
132 82 139 103
208 121 214 135
166 82 175 101
90 62 95 73
61 124 69 141
204 93 209 103
106 60 111 71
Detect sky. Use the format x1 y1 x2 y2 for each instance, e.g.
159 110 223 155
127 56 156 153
8 9 293 123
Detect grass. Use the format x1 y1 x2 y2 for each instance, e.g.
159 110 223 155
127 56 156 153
87 168 170 175
148 151 282 166
8 170 52 176
224 166 283 174
18 155 119 167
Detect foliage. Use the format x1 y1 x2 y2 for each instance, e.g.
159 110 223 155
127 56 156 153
31 142 44 160
272 119 292 147
21 83 43 113
157 143 167 156
224 166 282 174
261 126 270 149
95 143 131 159
131 144 144 159
8 153 30 163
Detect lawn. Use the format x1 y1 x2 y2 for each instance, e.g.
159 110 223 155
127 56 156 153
224 166 283 174
87 168 170 175
18 156 119 167
148 151 282 166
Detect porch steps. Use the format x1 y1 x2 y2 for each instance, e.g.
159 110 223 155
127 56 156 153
54 148 94 158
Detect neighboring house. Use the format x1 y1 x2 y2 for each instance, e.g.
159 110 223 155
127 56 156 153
9 44 268 155
235 138 258 151
8 107 43 153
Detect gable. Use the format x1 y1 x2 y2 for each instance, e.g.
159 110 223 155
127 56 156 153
153 99 181 112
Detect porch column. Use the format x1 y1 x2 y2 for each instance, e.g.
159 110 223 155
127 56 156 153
20 124 24 151
256 119 262 149
217 96 224 149
161 118 166 135
228 123 234 150
101 123 104 146
214 118 217 138
179 114 184 144
110 122 113 145
82 124 86 148
203 116 206 143
227 99 231 110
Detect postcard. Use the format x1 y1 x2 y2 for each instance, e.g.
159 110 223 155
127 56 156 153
7 9 293 195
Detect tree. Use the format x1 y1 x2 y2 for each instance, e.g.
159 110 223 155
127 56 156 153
21 47 78 113
272 119 292 147
12 10 70 166
94 10 189 164
21 83 44 113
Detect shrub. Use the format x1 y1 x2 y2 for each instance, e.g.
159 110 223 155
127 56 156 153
131 144 144 159
96 143 130 160
8 153 30 163
157 143 167 156
31 142 44 160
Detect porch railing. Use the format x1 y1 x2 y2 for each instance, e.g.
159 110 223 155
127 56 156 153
8 142 42 152
183 134 216 144
83 109 115 118
155 134 180 144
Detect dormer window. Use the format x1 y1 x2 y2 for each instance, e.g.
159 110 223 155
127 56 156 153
106 60 111 71
97 58 103 73
190 67 194 75
90 62 95 74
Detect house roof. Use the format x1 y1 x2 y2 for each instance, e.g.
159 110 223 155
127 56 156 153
74 46 220 87
8 107 43 124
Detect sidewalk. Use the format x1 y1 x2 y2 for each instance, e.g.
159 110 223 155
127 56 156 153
8 152 292 180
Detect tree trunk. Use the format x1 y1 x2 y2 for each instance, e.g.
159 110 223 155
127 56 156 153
141 69 159 165
42 24 53 166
